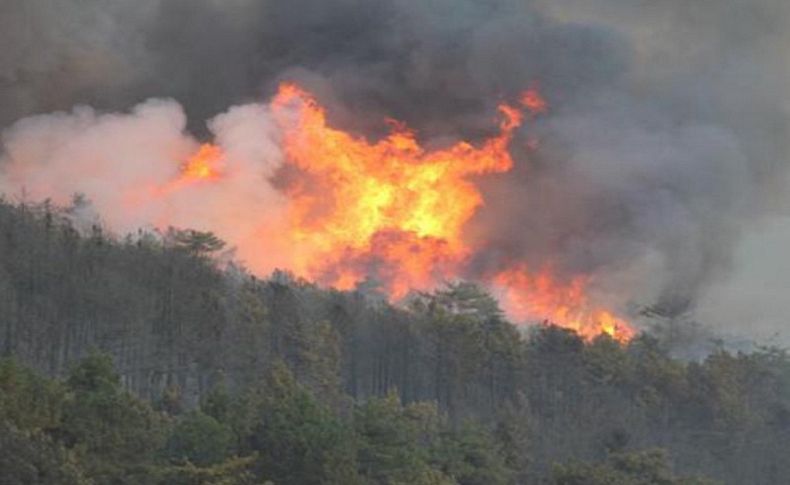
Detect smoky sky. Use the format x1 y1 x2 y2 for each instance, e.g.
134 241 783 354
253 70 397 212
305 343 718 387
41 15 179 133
0 0 630 135
1 0 788 319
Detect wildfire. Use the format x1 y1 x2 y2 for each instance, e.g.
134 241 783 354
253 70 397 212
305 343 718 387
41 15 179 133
269 82 522 298
493 265 635 342
154 143 224 198
182 144 223 181
167 82 635 342
520 86 548 115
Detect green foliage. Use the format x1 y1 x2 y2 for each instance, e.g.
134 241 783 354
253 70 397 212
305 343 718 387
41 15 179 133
355 392 448 484
158 383 186 415
157 454 262 485
202 381 232 423
247 363 360 485
65 353 120 395
0 358 65 431
432 421 513 485
2 200 789 485
0 421 89 485
165 411 235 466
583 335 632 385
493 395 532 482
426 281 504 321
551 449 718 485
59 353 167 483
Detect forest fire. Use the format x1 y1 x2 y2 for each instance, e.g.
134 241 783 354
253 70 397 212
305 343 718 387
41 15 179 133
1 1 784 480
493 265 635 342
155 143 224 198
267 82 521 298
168 83 635 341
0 76 634 343
181 144 223 182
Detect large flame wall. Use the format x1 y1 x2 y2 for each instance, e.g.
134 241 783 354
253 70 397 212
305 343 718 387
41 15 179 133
0 83 634 342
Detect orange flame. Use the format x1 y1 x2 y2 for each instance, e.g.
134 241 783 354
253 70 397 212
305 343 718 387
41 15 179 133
269 82 522 298
182 143 223 181
154 143 223 198
493 265 635 342
167 83 635 342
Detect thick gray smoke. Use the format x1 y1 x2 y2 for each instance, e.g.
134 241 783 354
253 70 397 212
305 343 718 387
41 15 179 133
1 0 788 330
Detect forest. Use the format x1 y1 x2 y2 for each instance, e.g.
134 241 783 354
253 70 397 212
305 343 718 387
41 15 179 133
1 198 788 484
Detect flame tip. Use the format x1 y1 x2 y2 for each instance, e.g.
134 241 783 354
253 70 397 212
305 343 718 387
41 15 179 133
155 82 632 344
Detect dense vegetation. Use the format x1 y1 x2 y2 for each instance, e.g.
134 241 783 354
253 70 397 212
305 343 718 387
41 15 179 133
1 198 788 484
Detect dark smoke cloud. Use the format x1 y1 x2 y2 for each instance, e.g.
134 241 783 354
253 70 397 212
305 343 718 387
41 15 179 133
1 0 788 322
0 0 627 135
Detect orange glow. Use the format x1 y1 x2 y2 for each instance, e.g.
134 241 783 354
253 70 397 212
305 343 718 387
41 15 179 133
152 143 224 200
182 143 223 181
493 265 635 342
165 83 634 342
269 82 522 298
520 86 548 115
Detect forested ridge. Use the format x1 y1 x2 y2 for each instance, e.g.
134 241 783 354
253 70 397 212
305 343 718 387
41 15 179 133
1 198 789 484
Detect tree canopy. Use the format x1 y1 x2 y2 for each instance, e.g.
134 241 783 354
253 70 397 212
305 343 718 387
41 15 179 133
2 198 788 484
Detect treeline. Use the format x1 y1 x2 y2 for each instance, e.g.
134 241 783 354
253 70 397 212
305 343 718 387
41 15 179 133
0 354 713 484
0 198 788 484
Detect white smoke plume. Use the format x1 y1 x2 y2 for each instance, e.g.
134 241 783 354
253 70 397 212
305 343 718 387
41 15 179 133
0 99 292 275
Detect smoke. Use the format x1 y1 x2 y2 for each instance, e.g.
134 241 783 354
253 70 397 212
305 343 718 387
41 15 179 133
0 98 291 274
1 0 788 327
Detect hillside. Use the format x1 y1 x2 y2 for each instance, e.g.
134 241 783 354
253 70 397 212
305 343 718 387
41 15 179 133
1 199 789 484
